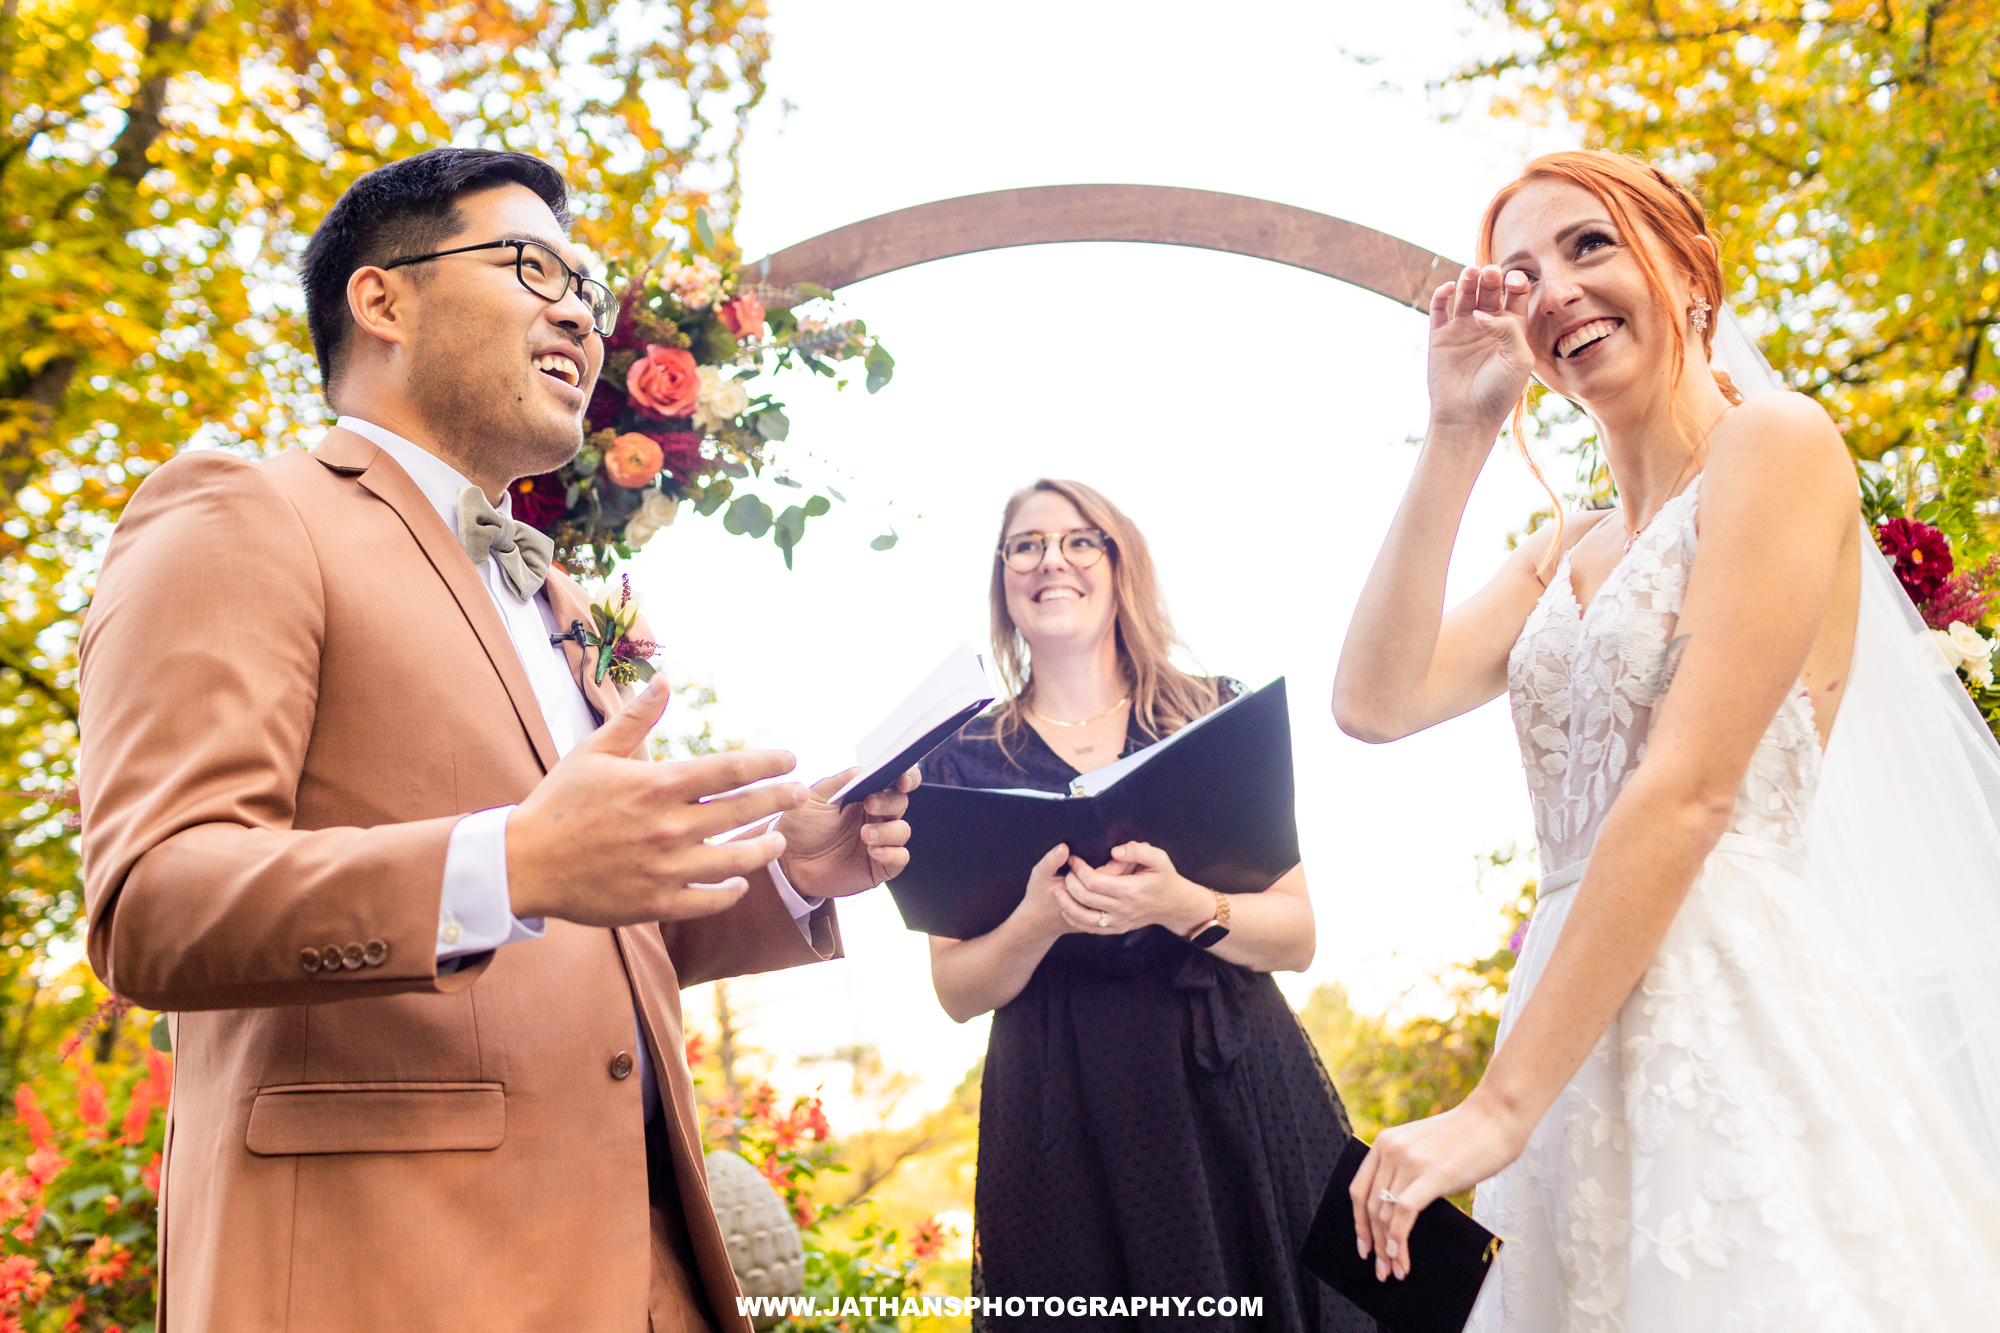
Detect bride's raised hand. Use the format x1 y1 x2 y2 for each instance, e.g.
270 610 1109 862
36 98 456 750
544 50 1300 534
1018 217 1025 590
1427 264 1534 440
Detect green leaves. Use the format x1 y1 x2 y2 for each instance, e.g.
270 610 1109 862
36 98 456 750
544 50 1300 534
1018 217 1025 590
694 209 717 251
148 1014 171 1053
697 319 739 365
754 407 791 441
870 530 899 552
865 344 896 395
723 493 774 538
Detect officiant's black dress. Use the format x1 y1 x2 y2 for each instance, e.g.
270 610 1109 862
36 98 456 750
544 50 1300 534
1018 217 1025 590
924 687 1376 1333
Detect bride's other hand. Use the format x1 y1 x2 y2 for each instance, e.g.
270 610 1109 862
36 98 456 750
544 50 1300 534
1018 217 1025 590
1348 1099 1525 1282
1427 264 1536 439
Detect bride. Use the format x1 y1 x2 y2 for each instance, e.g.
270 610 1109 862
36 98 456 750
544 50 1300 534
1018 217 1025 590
1332 149 2000 1328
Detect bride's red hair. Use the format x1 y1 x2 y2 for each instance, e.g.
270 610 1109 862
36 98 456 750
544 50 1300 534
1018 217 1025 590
1477 151 1742 561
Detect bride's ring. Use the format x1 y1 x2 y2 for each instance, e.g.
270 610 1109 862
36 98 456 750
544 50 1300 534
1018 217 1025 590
1097 911 1110 928
1378 1188 1398 1206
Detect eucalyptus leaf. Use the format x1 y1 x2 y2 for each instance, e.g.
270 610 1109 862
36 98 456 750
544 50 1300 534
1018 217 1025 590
771 473 802 488
725 493 773 539
774 505 807 549
827 486 847 502
755 408 791 442
804 494 831 517
865 344 896 394
871 530 899 551
695 209 715 250
695 490 727 517
767 307 799 337
698 320 739 364
149 1012 171 1052
722 460 749 479
630 659 657 683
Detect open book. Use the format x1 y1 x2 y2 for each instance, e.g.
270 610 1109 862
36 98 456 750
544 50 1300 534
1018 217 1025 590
887 678 1298 939
829 642 995 807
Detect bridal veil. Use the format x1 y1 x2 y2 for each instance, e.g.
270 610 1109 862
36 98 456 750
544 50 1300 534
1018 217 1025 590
1713 312 2000 1170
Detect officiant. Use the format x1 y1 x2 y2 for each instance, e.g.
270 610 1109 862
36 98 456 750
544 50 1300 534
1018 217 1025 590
76 147 916 1333
921 479 1375 1332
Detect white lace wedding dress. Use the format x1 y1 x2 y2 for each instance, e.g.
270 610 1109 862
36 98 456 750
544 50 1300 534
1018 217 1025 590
1469 476 2000 1331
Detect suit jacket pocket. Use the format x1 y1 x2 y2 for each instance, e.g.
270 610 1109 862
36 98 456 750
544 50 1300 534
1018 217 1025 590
245 1081 505 1155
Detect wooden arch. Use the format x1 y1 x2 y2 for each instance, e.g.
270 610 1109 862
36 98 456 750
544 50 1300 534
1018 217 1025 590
746 184 1465 311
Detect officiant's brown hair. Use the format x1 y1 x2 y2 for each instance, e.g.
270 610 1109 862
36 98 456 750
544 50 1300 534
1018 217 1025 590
989 479 1219 751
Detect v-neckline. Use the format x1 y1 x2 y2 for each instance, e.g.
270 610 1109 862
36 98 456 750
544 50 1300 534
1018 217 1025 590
1559 477 1702 621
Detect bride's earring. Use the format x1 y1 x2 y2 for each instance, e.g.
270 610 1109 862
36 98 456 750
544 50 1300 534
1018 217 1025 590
1690 293 1711 334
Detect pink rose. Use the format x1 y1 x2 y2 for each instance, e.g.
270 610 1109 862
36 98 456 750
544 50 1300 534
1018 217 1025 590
603 432 665 488
716 293 766 340
626 344 700 419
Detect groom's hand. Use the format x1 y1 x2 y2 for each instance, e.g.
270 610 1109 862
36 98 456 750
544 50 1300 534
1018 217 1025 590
505 678 809 926
776 766 920 898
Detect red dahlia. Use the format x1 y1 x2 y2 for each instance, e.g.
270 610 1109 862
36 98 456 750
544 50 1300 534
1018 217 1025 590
1875 516 1954 604
509 472 569 533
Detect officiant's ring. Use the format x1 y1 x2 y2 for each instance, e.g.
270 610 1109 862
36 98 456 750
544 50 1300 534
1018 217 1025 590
1378 1189 1399 1206
1097 911 1110 928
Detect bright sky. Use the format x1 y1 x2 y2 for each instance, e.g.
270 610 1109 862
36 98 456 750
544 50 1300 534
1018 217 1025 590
630 0 1579 1122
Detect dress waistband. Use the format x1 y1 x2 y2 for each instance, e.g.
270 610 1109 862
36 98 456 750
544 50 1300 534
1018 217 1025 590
1540 832 1808 898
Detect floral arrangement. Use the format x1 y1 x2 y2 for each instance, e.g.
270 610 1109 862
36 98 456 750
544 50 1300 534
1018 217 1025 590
510 244 895 576
1874 514 2000 699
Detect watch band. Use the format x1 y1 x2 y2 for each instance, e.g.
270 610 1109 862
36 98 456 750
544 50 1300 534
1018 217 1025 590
1187 889 1231 949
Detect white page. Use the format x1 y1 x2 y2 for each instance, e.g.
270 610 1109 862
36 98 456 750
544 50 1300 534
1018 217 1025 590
1065 682 1253 798
830 642 995 803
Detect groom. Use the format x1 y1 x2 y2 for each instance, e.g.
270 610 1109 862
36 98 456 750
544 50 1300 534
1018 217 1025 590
77 148 914 1333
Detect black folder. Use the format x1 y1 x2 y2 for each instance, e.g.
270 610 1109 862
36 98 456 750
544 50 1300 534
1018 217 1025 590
888 678 1298 939
1299 1137 1502 1333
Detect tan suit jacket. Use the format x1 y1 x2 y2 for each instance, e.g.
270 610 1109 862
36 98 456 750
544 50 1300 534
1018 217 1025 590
78 427 839 1332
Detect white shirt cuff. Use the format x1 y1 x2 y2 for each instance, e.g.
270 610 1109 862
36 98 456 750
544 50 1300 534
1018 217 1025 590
438 806 546 964
760 817 824 940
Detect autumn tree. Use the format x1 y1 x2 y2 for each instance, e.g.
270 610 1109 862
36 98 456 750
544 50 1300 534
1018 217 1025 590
1456 0 2000 543
0 0 770 1091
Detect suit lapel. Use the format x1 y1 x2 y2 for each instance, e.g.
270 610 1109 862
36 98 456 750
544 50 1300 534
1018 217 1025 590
544 572 622 727
312 427 562 774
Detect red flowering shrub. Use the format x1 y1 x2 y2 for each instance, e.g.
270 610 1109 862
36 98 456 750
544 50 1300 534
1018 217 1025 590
1876 517 1955 604
0 1000 169 1332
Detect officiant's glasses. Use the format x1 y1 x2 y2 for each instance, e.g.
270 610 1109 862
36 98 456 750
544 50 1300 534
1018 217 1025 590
998 528 1113 572
381 239 618 337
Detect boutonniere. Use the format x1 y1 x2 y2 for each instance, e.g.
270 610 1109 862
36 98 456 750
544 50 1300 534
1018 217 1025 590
557 574 661 686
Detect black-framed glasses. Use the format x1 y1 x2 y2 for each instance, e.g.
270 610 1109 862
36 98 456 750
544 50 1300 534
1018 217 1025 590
997 528 1113 572
382 239 618 337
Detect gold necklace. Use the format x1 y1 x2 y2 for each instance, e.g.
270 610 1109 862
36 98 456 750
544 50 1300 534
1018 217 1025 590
1028 696 1129 727
1029 696 1129 757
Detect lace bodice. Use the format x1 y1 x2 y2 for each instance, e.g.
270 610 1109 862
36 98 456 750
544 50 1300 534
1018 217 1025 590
1506 476 1822 877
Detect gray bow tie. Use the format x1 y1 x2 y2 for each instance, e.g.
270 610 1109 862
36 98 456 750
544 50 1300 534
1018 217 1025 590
456 486 554 602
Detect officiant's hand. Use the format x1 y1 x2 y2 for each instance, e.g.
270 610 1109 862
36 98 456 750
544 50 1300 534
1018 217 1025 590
1349 1097 1527 1283
507 678 809 925
1057 842 1213 935
775 766 920 898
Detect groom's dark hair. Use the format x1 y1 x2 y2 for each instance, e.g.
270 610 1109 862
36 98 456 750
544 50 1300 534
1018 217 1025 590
302 148 571 395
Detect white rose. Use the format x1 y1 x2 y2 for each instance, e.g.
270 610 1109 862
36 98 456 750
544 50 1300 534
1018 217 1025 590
624 517 656 548
1969 653 1996 689
1931 628 1967 670
1947 621 1990 665
693 365 750 432
640 491 679 528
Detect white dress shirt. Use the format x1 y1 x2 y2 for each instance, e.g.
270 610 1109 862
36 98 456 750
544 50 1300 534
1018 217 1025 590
337 416 818 1120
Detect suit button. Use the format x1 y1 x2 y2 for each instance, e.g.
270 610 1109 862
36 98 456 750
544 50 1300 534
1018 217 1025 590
362 939 389 967
609 1051 634 1080
319 944 344 972
341 943 365 971
300 948 322 974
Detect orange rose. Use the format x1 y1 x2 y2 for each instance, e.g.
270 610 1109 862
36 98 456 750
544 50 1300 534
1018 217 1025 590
716 293 766 340
603 432 665 488
625 344 700 419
